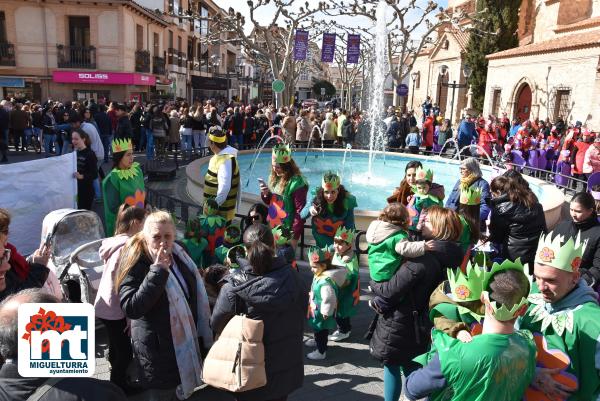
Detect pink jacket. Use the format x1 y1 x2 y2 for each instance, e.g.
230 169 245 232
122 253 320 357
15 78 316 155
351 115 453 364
94 234 129 320
583 143 600 174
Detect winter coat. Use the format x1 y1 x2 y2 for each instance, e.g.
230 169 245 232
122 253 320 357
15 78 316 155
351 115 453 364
386 118 400 147
114 115 133 140
9 109 29 130
296 116 312 142
341 118 355 142
0 363 127 401
554 214 600 288
422 116 434 147
231 112 244 135
0 261 49 303
118 246 203 389
488 194 547 268
94 235 129 320
211 256 308 401
457 119 477 148
94 110 112 137
369 240 464 367
168 116 180 144
437 127 452 147
406 131 421 147
445 177 491 224
583 143 600 174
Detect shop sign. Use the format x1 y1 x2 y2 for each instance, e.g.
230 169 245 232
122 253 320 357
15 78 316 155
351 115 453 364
0 77 25 88
52 71 156 86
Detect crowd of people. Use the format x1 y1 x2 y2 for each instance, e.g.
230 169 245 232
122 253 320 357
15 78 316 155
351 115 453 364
1 93 600 401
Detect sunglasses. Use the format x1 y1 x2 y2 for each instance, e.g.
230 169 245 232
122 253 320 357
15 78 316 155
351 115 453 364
1 248 11 264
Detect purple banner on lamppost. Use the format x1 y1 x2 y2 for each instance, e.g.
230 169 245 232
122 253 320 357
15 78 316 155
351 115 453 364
321 33 336 63
347 34 361 64
294 29 309 61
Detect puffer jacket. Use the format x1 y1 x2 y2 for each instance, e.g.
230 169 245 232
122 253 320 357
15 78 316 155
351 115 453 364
119 247 202 389
94 234 129 321
369 240 464 367
488 194 547 269
553 214 600 288
211 256 308 401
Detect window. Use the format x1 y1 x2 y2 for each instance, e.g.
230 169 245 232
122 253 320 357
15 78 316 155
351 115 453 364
415 73 420 89
68 16 90 47
553 89 571 122
299 71 309 81
442 39 449 50
177 36 182 53
136 25 143 51
491 89 502 117
200 6 209 36
0 12 6 43
153 33 160 57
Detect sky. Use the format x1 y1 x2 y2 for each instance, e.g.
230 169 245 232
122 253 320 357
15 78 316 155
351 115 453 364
217 0 449 37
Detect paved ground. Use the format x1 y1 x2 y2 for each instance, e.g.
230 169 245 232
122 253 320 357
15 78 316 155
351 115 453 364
92 265 396 401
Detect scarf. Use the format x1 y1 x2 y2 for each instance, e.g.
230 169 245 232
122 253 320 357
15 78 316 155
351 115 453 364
166 244 213 400
459 173 479 190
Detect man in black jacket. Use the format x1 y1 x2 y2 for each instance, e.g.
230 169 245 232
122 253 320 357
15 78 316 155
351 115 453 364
92 105 111 163
0 289 127 401
113 103 132 140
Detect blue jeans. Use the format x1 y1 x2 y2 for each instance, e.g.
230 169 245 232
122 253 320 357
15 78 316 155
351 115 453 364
229 133 243 148
24 128 33 147
145 128 154 160
181 134 193 151
139 127 147 151
101 135 111 162
44 134 56 157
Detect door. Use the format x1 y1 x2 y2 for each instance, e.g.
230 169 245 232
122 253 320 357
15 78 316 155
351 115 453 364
516 84 532 122
437 73 448 115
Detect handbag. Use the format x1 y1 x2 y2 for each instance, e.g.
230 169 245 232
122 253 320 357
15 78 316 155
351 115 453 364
201 314 266 392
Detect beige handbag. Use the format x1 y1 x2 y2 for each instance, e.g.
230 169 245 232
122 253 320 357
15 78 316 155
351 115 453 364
202 315 266 392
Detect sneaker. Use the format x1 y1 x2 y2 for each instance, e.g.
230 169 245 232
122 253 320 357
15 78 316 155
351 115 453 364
329 330 350 342
306 349 326 360
304 338 316 347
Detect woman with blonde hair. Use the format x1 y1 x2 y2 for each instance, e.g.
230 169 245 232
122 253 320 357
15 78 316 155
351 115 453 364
117 210 212 400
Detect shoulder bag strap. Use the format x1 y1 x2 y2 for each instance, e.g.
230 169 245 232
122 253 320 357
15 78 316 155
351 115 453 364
26 377 64 401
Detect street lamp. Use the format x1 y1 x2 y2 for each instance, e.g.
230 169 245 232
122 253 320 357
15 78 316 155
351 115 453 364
442 63 472 122
410 71 419 110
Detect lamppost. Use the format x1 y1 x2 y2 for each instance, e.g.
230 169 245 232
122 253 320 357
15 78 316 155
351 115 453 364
441 64 472 122
237 61 252 104
410 71 419 110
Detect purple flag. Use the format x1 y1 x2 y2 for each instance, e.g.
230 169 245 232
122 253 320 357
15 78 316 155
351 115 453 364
347 34 361 64
321 33 336 63
294 30 309 61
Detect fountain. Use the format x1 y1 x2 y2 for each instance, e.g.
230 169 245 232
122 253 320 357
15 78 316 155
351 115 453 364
367 0 389 178
244 126 283 188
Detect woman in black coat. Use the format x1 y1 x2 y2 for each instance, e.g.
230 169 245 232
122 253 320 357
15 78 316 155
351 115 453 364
118 211 212 399
553 191 600 289
488 171 547 272
369 206 464 401
71 129 98 210
211 223 308 401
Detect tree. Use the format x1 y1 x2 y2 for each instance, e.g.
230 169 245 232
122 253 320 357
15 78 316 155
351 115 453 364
465 0 520 111
327 0 483 106
312 80 336 99
205 0 337 107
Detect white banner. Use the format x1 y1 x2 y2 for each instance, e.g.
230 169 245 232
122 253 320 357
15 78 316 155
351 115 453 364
0 153 77 255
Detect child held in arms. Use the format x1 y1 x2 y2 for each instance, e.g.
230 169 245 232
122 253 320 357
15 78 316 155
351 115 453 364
366 203 436 314
406 167 443 236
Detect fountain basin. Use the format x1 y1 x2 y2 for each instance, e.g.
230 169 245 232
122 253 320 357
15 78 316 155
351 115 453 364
186 149 565 231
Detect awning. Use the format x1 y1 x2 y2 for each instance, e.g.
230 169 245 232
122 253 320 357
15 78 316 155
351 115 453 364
52 71 156 86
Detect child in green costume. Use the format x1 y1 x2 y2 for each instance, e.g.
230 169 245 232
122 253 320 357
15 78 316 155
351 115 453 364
305 246 347 360
180 218 208 269
214 224 241 264
329 227 359 342
406 167 442 232
367 203 434 314
198 199 227 259
272 225 297 270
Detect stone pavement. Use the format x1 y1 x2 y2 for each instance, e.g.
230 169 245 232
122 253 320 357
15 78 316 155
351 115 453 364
93 265 409 401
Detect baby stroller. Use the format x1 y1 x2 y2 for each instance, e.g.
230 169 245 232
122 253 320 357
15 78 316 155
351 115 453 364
41 209 105 303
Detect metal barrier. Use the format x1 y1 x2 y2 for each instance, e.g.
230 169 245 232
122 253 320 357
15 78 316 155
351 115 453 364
145 187 369 261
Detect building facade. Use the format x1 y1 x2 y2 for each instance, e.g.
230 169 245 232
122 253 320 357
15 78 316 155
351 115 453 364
484 0 600 129
0 0 239 103
408 0 474 123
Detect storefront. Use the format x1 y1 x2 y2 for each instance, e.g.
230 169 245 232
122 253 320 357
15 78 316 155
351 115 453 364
51 71 156 103
191 75 228 102
0 77 42 101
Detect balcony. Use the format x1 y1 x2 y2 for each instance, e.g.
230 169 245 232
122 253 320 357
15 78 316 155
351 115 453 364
135 50 150 73
153 56 166 75
57 45 96 69
178 52 187 68
0 43 15 66
167 47 177 65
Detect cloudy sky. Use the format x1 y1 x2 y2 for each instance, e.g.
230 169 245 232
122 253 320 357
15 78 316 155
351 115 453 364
217 0 449 36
